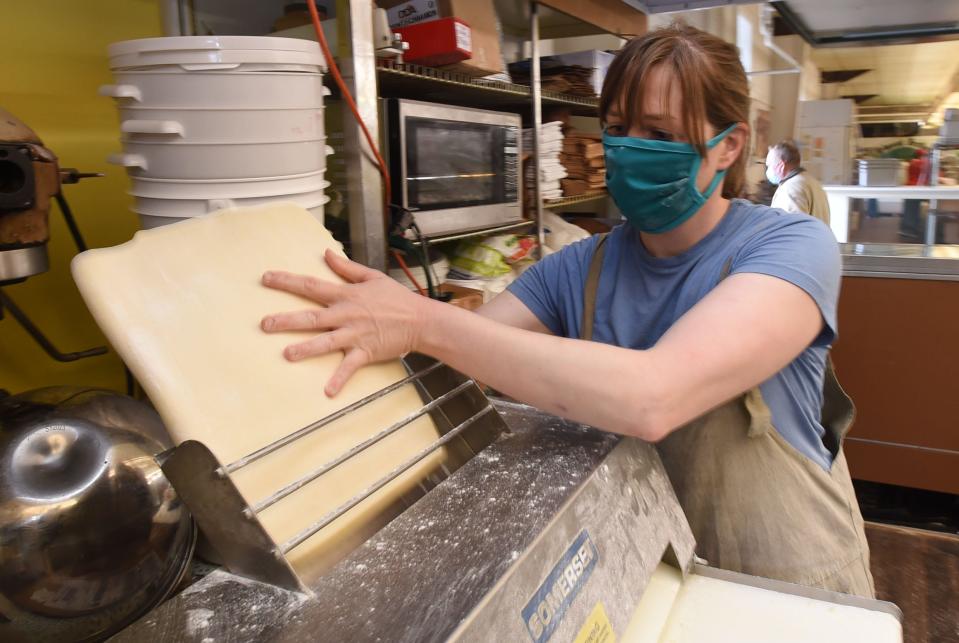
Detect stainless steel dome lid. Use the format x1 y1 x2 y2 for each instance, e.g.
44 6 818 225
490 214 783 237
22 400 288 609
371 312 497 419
0 387 196 642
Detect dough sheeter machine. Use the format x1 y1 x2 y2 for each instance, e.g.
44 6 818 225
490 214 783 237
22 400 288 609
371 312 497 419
68 206 900 642
118 384 902 642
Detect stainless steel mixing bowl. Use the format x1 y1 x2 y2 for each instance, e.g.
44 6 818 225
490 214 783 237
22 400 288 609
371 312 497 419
0 387 196 642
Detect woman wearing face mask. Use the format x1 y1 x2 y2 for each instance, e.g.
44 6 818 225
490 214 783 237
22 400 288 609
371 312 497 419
260 22 874 597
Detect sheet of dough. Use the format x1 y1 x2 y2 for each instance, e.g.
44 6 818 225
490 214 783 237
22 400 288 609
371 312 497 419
622 570 902 643
620 563 683 643
619 566 901 643
71 203 446 578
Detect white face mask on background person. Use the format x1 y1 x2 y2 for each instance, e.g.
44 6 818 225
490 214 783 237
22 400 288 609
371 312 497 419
765 165 782 185
764 151 785 185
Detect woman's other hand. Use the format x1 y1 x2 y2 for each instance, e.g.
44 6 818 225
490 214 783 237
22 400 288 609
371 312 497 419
260 249 430 397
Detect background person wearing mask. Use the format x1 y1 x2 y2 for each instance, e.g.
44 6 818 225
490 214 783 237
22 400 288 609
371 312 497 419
766 140 831 225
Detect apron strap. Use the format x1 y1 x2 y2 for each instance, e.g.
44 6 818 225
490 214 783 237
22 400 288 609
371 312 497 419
581 233 610 342
820 357 856 458
581 239 733 342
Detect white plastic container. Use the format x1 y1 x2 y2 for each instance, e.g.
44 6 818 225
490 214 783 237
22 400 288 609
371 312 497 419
100 72 327 110
108 36 326 72
117 105 327 144
109 142 334 180
128 171 329 200
132 185 331 217
101 36 331 189
857 160 906 187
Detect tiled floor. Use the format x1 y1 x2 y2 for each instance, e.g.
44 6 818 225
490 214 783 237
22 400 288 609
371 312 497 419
866 522 959 643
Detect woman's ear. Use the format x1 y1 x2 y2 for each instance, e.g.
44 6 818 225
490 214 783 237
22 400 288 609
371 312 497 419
718 123 748 170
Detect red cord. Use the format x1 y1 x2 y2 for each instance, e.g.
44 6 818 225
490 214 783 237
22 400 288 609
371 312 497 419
308 0 391 222
391 250 426 296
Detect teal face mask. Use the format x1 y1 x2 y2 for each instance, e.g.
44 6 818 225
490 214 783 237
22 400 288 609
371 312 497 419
603 124 737 234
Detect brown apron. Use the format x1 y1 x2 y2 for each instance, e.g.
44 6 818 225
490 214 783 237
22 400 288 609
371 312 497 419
581 234 875 597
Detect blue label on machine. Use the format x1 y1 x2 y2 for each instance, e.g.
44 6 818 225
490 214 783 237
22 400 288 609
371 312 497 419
522 530 599 643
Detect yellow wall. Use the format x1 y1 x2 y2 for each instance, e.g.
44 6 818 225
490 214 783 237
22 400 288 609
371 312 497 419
1 1 162 393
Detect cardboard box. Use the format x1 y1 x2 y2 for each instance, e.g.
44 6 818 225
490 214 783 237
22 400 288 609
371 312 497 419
395 17 472 67
536 0 647 37
379 0 506 77
438 283 484 311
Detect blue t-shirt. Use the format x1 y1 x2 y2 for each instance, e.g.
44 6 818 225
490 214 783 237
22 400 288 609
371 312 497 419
508 199 841 470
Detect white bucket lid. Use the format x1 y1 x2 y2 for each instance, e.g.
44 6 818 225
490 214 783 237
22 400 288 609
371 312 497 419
108 36 326 71
128 172 329 199
133 193 331 217
138 200 328 228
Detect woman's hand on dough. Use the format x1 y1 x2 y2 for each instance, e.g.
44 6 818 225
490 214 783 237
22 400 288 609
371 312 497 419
260 249 429 396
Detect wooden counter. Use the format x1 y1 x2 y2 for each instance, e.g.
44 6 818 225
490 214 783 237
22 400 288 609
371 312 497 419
833 244 959 494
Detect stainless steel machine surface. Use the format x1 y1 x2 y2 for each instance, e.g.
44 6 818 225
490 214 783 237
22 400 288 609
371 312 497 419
112 400 900 643
0 387 196 642
841 242 959 280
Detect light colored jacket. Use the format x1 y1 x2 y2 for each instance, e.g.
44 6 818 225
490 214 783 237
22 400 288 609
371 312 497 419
771 170 831 225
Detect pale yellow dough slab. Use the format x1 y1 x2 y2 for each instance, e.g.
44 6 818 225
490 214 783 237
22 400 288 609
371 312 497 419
657 572 901 642
621 563 683 643
71 203 445 579
620 564 901 643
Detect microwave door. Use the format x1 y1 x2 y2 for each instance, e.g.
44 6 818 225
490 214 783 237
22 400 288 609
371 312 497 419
405 118 507 212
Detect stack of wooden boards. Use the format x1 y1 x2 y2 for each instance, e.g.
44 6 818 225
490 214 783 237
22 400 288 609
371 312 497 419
560 130 606 197
510 64 596 97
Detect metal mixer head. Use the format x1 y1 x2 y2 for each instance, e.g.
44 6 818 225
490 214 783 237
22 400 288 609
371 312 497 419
0 387 197 642
0 108 60 285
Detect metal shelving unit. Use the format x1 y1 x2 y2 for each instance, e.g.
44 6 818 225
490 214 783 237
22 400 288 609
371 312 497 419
409 220 536 247
376 61 599 116
544 190 609 209
337 0 644 269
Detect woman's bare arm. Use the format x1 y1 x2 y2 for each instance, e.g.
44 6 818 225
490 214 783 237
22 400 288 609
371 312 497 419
261 251 820 441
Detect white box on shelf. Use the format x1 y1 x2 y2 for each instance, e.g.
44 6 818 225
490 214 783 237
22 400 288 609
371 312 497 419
550 50 615 96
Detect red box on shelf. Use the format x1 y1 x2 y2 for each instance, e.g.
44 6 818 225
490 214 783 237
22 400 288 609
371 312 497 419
394 17 472 68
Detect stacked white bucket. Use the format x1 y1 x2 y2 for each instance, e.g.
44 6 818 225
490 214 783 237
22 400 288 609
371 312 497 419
100 36 332 229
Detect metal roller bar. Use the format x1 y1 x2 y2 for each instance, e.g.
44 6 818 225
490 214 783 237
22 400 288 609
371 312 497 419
281 404 495 554
250 379 477 514
220 362 444 475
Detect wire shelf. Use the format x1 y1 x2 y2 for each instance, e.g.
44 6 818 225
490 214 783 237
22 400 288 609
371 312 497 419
544 190 608 209
376 60 599 116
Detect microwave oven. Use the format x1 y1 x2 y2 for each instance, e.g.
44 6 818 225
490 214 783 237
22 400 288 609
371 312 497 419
385 99 523 238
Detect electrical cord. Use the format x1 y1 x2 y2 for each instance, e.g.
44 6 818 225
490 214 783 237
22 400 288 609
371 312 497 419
388 204 440 299
410 220 439 299
391 249 426 295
